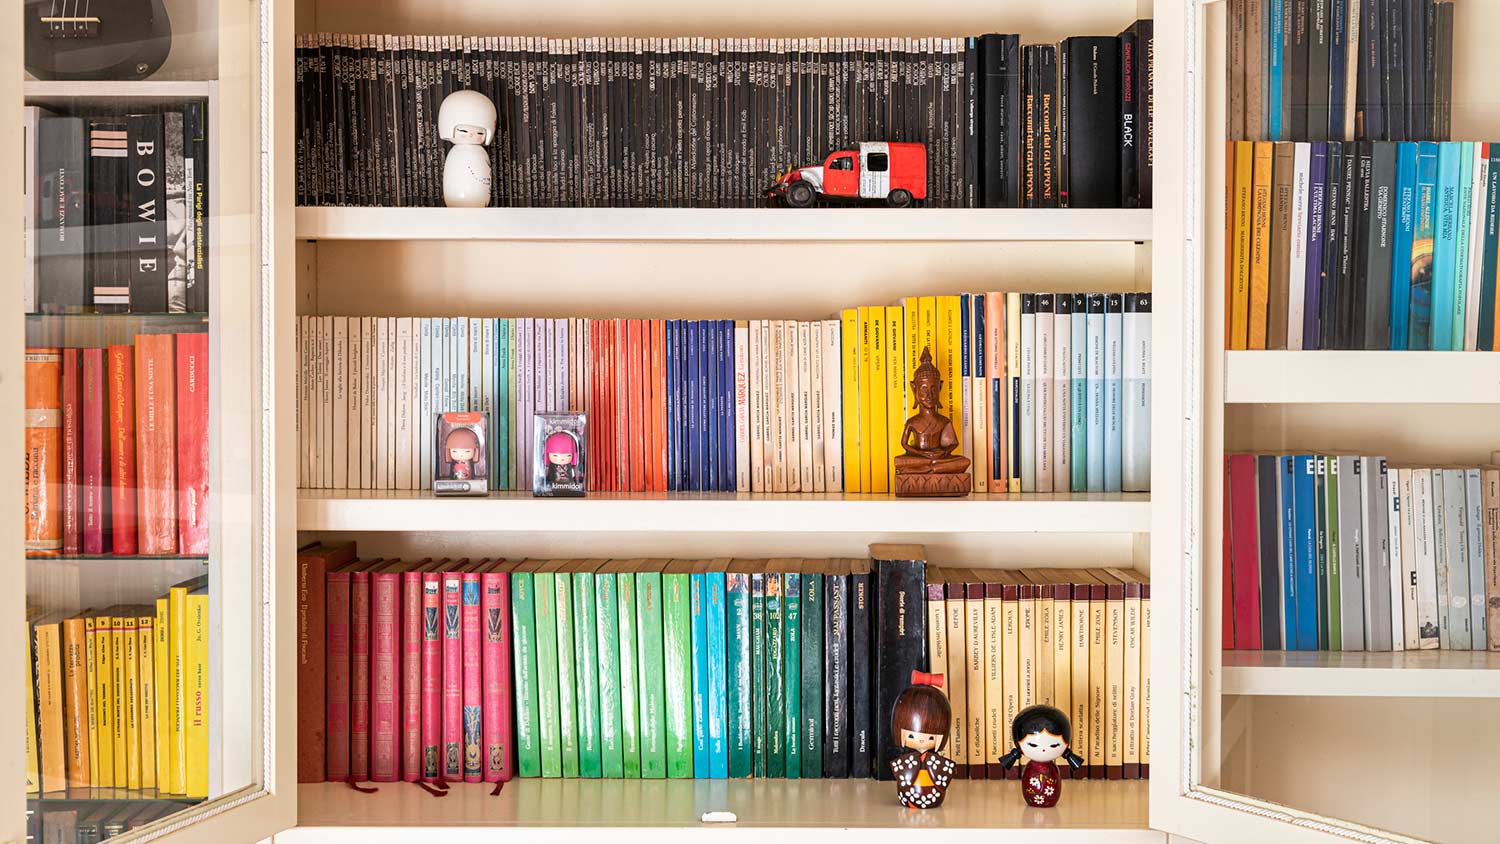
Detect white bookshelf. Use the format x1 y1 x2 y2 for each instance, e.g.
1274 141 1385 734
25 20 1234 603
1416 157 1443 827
1224 350 1500 405
1221 650 1500 698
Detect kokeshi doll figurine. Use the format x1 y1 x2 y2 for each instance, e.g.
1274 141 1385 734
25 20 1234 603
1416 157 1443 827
998 704 1086 808
889 671 957 810
437 90 497 207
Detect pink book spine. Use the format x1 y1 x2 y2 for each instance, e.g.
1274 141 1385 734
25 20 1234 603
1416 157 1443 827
441 571 463 780
420 572 442 782
324 568 352 781
349 569 372 780
481 569 514 782
175 333 209 556
80 350 106 555
369 571 400 782
401 571 422 782
461 571 482 782
62 349 81 556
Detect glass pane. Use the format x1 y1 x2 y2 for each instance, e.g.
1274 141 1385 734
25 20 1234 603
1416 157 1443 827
22 0 266 839
1212 1 1500 841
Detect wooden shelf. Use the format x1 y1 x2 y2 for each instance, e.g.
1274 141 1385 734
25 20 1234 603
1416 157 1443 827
1223 351 1500 404
24 80 215 109
290 779 1156 841
1221 650 1500 698
295 207 1154 243
296 490 1151 534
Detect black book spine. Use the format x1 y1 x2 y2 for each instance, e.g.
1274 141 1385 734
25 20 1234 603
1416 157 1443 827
1256 454 1283 650
1436 2 1452 141
1308 0 1332 140
1403 0 1423 140
1118 28 1139 207
36 117 87 312
871 552 926 782
823 568 850 778
126 113 167 314
848 562 873 779
1336 140 1359 347
183 99 208 313
162 111 185 313
1319 141 1343 348
1329 0 1348 140
1022 45 1037 208
1290 0 1310 139
800 566 823 777
1058 38 1072 209
1064 36 1123 208
1136 20 1154 208
1364 142 1397 346
1383 0 1404 142
359 34 375 205
1357 0 1384 140
295 35 308 206
1038 44 1059 208
87 118 129 313
1001 35 1021 207
310 34 327 205
1348 142 1374 348
964 37 979 208
1420 0 1434 140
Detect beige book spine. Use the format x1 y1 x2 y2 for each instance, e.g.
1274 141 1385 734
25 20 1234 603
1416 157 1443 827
1018 585 1037 710
1036 588 1055 707
1000 582 1020 756
1106 582 1126 777
964 581 986 774
1088 585 1107 777
983 582 1004 777
943 583 968 774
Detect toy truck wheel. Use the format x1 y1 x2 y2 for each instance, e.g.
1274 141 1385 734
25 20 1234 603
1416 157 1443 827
887 188 914 208
785 181 817 208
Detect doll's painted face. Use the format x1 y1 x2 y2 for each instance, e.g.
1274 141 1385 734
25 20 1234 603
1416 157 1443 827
544 432 578 468
1019 729 1068 763
901 729 944 752
445 429 480 464
548 451 574 466
449 446 475 462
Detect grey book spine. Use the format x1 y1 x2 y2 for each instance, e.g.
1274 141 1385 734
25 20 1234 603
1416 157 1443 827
1441 468 1471 650
1464 468 1487 650
1363 457 1394 651
1338 455 1367 650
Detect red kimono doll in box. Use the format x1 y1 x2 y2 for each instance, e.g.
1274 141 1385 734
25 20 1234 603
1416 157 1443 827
889 671 957 810
998 704 1086 808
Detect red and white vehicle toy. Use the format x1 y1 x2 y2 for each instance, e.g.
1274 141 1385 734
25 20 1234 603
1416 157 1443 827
766 141 928 208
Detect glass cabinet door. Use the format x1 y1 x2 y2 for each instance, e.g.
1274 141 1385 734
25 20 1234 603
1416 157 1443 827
12 0 288 841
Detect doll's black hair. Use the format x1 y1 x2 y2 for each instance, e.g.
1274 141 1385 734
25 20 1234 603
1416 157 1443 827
997 704 1085 770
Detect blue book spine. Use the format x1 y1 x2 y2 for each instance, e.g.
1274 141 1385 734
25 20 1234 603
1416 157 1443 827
972 295 986 477
690 571 710 778
1278 456 1298 649
1103 294 1123 493
1328 0 1347 139
668 320 680 491
707 571 729 778
1390 143 1419 349
1431 142 1462 350
686 320 701 491
1410 142 1440 349
1292 456 1319 650
960 292 972 387
675 320 690 491
1086 294 1105 492
1304 143 1328 349
1269 0 1284 140
1069 297 1087 489
706 321 720 493
698 320 712 492
1481 145 1500 351
720 320 734 491
1452 142 1475 350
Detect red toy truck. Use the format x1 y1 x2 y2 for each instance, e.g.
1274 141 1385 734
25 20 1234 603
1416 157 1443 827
766 142 928 208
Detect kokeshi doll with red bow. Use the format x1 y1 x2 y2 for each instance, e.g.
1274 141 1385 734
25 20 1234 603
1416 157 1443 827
889 671 957 809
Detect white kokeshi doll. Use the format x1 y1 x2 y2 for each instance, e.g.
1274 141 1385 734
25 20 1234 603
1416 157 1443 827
438 90 497 207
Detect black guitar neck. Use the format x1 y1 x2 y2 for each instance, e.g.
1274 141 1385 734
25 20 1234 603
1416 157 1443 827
25 0 172 81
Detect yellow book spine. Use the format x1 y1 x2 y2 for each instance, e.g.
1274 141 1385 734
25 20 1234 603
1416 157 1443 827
1106 591 1125 772
1053 588 1072 716
983 588 1004 772
37 623 67 793
1123 590 1141 775
936 295 962 453
94 614 113 787
25 631 39 794
1088 592 1107 774
154 598 170 791
918 296 936 373
111 616 126 787
962 585 985 774
1000 589 1020 744
839 309 861 493
1005 293 1022 493
185 593 210 798
138 615 157 790
169 586 187 795
124 615 141 790
942 587 967 772
1071 588 1091 773
1230 140 1254 350
884 306 905 493
1018 589 1036 710
904 299 920 388
84 616 98 788
867 307 888 494
1248 140 1274 350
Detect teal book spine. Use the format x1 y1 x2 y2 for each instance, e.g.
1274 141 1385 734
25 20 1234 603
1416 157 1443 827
799 568 823 778
662 570 695 778
1452 142 1475 350
595 570 624 778
572 570 602 778
496 319 509 488
635 571 667 778
534 568 563 777
617 571 642 778
1070 295 1088 490
1431 142 1461 350
725 571 752 778
764 572 784 777
553 572 580 777
509 571 541 777
690 572 710 778
707 571 729 778
783 570 801 779
750 571 767 778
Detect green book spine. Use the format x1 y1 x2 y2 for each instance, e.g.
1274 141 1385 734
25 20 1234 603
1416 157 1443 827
1314 457 1329 649
595 571 624 778
1325 459 1343 651
510 572 541 777
506 318 518 490
635 571 667 778
496 319 508 488
764 572 785 777
783 571 801 779
534 569 563 777
572 570 602 778
725 572 752 778
616 571 641 778
553 572 580 777
750 572 767 778
800 570 823 778
662 570 695 778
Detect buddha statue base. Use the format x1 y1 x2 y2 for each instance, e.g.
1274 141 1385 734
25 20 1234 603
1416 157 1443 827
895 471 973 498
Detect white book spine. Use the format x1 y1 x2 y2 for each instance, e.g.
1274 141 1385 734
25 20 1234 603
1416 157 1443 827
1444 469 1471 649
1052 305 1070 493
540 318 554 416
1020 298 1036 493
507 319 519 490
312 317 322 488
377 318 391 489
1287 143 1311 349
1122 294 1152 493
1034 296 1054 494
464 317 479 412
748 320 764 492
296 317 307 487
785 320 802 494
1467 148 1490 351
735 322 751 493
333 317 349 489
1104 296 1124 493
22 107 38 314
439 318 451 415
323 316 335 489
797 321 814 493
419 319 433 490
1465 468 1487 650
1398 468 1420 649
397 318 414 490
823 319 843 493
518 318 532 482
808 321 825 494
1384 459 1405 651
1412 469 1441 649
355 318 368 490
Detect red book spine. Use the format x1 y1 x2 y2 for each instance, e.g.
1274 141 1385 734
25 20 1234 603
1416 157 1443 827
134 334 176 555
585 322 597 491
401 570 422 781
461 571 482 782
1222 457 1234 650
81 349 107 555
420 572 442 782
325 567 352 781
298 542 356 783
350 567 372 780
1226 454 1263 650
370 571 400 782
652 319 667 492
481 569 514 782
614 319 628 490
441 570 463 780
175 333 209 556
62 349 81 555
106 345 137 555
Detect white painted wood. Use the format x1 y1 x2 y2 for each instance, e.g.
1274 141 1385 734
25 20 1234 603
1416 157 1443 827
1225 351 1500 404
1221 650 1500 698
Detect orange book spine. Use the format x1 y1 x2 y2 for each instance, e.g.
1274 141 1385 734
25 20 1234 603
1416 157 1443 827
25 348 63 557
135 334 177 555
107 345 138 555
61 617 91 787
614 319 629 491
587 320 601 491
1248 141 1274 349
652 319 668 492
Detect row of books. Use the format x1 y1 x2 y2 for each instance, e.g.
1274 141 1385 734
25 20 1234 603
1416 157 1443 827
1227 0 1455 143
1226 140 1500 351
298 543 1150 783
24 104 211 315
296 295 1152 494
28 802 185 844
1223 454 1500 652
25 577 211 797
24 336 210 558
292 29 1154 209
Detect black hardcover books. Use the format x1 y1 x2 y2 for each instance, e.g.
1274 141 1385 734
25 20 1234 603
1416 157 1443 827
126 114 168 314
823 561 850 778
848 557 873 779
182 99 209 314
1037 44 1059 208
86 119 130 313
35 117 87 312
1133 19 1154 207
1117 26 1139 208
1061 37 1123 208
869 544 926 782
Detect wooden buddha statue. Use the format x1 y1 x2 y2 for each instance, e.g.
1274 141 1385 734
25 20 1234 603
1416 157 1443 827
894 347 972 497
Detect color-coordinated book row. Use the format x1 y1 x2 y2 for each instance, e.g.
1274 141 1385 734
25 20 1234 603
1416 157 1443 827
25 577 211 798
24 335 211 558
1227 0 1454 144
1223 454 1500 652
293 29 1153 209
1226 140 1500 351
296 294 1151 495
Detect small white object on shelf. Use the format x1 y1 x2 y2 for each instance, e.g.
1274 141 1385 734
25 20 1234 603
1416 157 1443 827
437 90 496 208
699 811 737 824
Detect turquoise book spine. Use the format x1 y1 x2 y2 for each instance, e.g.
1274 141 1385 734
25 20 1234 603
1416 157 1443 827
690 572 710 778
783 570 801 779
572 570 602 778
725 571 752 778
662 570 695 778
635 571 667 778
617 570 642 778
750 571 767 778
595 570 624 778
707 570 729 778
1431 142 1462 350
799 568 823 778
764 572 785 777
553 572 580 777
